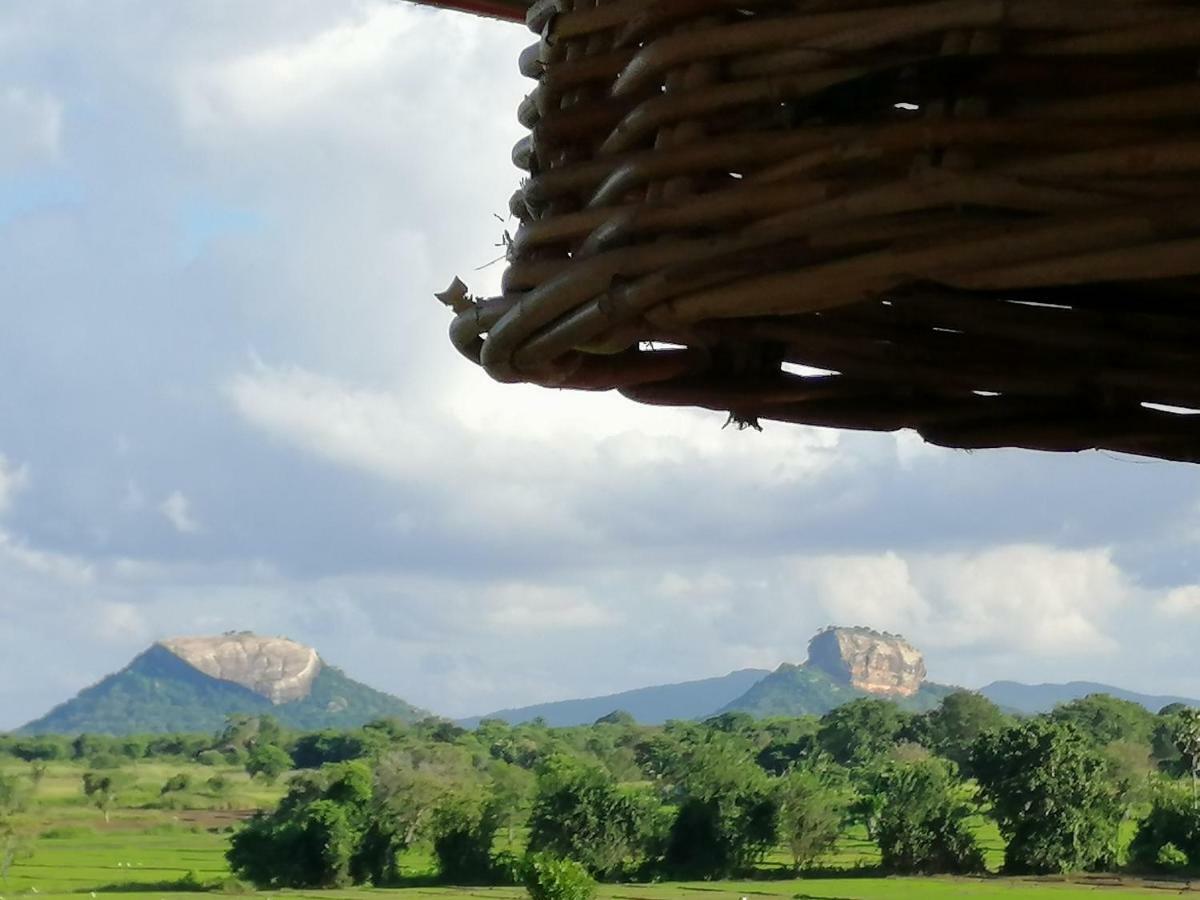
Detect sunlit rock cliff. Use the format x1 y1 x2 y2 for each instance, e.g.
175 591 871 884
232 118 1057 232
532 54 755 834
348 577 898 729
160 633 321 705
806 626 927 697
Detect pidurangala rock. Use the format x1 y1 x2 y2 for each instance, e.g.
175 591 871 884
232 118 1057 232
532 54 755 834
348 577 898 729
159 633 321 704
806 626 926 697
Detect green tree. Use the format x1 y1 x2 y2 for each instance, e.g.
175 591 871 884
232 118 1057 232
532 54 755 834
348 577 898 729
28 762 48 794
817 699 910 767
871 759 984 874
228 760 375 888
1051 694 1156 747
81 771 133 824
664 738 778 877
972 719 1122 873
246 744 293 784
528 755 664 879
431 792 501 883
912 691 1008 773
489 759 535 848
775 766 843 872
0 773 29 884
1172 709 1200 808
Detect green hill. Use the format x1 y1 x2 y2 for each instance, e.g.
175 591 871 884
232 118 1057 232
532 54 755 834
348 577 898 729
460 668 771 727
20 644 427 735
718 662 959 718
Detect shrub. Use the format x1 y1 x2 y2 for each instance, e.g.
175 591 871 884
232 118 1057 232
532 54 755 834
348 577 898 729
522 853 596 900
197 750 225 767
162 773 192 794
39 825 96 840
1129 780 1200 872
1157 842 1190 872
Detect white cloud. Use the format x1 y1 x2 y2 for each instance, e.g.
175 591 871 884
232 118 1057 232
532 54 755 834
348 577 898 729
485 584 622 632
177 5 418 132
95 601 151 643
1159 585 1200 618
160 490 202 534
0 455 29 516
0 86 61 170
913 545 1128 656
0 531 94 585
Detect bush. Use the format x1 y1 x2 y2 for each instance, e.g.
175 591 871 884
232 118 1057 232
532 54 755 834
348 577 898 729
40 825 96 840
1129 781 1200 872
871 759 985 875
1157 842 1190 872
197 750 225 767
162 773 192 794
522 853 596 900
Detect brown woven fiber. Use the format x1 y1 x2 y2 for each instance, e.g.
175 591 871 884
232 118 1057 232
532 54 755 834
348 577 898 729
440 0 1200 463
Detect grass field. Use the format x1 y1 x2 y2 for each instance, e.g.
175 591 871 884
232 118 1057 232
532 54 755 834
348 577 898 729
0 761 1189 900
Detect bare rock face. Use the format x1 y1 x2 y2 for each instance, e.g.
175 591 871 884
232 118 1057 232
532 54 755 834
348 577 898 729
806 626 926 697
159 633 321 705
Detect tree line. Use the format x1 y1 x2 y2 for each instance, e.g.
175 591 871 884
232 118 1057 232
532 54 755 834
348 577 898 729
6 692 1200 890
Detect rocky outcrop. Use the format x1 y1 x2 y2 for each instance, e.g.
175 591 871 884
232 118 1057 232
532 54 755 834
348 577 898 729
160 633 321 704
806 626 926 697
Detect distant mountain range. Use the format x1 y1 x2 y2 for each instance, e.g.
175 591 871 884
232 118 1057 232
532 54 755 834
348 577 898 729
460 669 771 728
20 636 426 735
977 680 1199 715
12 627 1200 736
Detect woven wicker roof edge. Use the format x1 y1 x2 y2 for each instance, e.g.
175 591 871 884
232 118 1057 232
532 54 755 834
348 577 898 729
411 0 527 21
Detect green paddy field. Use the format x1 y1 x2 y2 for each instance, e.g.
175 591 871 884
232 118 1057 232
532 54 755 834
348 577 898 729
0 761 1189 900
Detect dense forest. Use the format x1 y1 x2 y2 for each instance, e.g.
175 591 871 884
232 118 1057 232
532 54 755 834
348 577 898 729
4 691 1200 893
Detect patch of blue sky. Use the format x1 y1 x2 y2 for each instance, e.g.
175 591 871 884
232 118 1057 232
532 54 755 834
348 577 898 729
0 171 85 228
178 199 268 263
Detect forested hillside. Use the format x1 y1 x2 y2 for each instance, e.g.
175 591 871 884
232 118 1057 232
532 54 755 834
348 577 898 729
20 645 426 735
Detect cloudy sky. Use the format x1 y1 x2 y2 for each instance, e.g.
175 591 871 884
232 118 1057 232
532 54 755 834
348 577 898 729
2 1 1200 730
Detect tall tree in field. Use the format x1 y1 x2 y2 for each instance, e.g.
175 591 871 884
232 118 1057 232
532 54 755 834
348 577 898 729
665 736 778 877
774 766 843 872
870 759 984 874
1172 709 1200 808
972 719 1122 873
817 699 910 767
81 771 133 824
528 755 664 879
912 691 1009 773
0 774 29 884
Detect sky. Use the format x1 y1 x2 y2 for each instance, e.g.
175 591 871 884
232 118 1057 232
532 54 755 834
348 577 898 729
2 1 1200 730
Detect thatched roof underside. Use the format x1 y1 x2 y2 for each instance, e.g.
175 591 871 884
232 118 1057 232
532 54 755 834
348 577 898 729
439 0 1200 464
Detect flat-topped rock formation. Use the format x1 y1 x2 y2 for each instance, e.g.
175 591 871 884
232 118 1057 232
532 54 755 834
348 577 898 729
159 633 321 705
806 626 926 697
